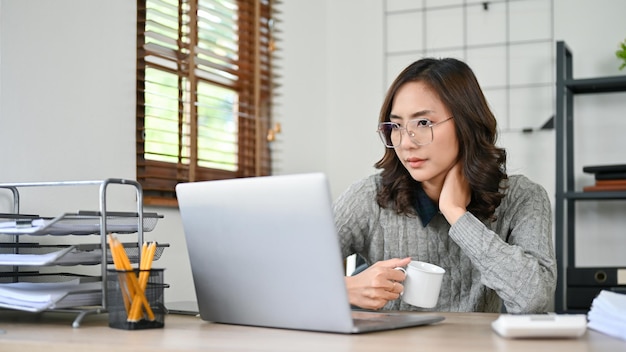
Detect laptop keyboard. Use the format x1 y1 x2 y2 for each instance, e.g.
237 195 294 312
353 317 392 326
352 311 410 323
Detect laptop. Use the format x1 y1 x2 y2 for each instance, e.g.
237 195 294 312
165 300 199 316
175 173 444 334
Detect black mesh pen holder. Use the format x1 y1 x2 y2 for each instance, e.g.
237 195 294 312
106 268 166 330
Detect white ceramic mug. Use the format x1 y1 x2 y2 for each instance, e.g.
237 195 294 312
395 260 445 308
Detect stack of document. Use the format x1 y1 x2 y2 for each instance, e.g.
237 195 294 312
0 279 102 312
0 212 160 236
0 246 110 266
0 246 75 266
587 290 626 340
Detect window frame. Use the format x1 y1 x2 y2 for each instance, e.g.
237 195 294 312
136 0 276 206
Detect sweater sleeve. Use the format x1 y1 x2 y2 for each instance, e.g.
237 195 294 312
447 176 557 313
332 175 380 259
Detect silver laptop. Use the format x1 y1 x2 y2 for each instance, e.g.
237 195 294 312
176 173 444 334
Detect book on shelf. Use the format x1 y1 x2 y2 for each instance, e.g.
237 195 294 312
583 184 626 192
583 164 626 180
596 172 626 181
582 163 626 191
595 179 626 186
583 164 626 175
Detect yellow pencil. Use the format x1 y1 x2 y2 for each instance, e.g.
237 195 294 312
108 235 155 322
107 235 132 314
128 241 157 321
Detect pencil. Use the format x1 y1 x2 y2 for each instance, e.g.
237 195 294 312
107 235 132 314
108 235 155 322
128 241 157 321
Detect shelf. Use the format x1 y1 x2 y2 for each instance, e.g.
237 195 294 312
564 75 626 94
554 41 626 313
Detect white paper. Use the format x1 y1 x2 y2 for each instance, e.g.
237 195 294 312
0 280 102 312
0 246 74 266
0 214 148 236
587 290 626 340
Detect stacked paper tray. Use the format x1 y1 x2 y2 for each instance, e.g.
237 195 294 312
0 273 103 312
0 243 168 266
0 211 162 236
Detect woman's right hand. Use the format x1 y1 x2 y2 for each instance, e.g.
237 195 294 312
439 162 470 225
345 257 411 310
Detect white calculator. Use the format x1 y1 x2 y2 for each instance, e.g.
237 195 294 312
491 314 587 338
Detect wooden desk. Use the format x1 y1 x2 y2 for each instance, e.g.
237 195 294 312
0 311 624 352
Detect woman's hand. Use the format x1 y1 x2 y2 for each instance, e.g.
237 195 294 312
439 162 470 225
345 257 411 310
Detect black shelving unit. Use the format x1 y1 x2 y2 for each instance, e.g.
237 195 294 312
554 41 626 313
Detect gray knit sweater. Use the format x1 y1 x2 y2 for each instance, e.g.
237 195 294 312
333 174 556 313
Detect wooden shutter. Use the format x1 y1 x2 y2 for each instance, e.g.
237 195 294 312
137 0 278 206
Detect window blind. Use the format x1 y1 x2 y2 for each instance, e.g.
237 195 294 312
137 0 278 206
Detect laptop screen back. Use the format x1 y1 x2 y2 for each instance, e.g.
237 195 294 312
176 173 356 333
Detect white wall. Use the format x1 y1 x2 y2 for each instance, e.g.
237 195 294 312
1 0 625 304
275 1 386 198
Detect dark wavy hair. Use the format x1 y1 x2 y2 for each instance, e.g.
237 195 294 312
375 58 507 222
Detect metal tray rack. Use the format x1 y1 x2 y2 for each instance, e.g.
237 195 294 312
0 179 164 327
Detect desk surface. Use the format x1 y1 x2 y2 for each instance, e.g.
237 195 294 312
0 311 624 352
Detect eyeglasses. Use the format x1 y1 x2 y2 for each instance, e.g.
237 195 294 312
377 116 454 148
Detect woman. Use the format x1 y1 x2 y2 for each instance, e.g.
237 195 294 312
334 58 556 313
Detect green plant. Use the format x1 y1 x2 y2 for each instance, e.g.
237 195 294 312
617 39 626 70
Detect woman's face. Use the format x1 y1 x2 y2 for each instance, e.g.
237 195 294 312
389 81 459 186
